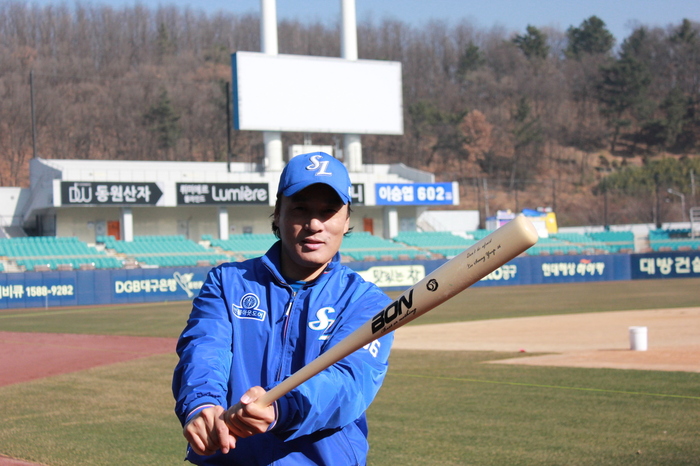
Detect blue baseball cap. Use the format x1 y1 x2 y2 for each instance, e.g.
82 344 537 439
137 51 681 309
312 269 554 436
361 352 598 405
277 152 352 204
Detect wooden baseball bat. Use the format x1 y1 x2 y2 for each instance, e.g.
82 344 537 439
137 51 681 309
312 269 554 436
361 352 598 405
256 213 539 407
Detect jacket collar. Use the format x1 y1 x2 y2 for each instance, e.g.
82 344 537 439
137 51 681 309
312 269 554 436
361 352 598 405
262 241 341 287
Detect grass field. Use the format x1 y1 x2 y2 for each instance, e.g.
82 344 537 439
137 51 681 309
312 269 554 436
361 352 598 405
1 278 699 465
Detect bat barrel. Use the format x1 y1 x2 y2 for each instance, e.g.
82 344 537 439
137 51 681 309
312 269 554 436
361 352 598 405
375 213 539 333
256 214 539 406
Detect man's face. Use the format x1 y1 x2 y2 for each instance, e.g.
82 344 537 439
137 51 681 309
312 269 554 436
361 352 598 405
274 184 350 282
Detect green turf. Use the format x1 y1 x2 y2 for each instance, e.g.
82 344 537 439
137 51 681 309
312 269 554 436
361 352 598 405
0 301 192 338
0 278 698 465
368 351 700 466
389 278 700 325
0 354 184 465
1 278 699 336
1 351 697 465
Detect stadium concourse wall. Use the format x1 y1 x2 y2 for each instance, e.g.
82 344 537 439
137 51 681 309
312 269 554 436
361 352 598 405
0 251 699 309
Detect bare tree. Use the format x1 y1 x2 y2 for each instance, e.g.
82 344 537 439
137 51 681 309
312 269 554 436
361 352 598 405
0 1 698 226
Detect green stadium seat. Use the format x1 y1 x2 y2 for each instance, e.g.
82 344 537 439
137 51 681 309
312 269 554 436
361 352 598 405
0 236 125 271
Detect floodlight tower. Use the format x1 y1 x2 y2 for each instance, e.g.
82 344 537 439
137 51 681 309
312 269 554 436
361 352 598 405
341 0 363 172
260 0 283 171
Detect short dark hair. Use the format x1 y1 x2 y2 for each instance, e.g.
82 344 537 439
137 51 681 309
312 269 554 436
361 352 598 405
271 196 353 239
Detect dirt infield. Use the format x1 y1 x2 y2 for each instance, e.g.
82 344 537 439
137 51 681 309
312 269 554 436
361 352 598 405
0 455 48 466
0 455 43 466
0 332 175 387
393 307 700 373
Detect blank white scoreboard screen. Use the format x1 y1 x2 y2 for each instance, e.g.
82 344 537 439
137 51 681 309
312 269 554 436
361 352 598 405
232 52 403 135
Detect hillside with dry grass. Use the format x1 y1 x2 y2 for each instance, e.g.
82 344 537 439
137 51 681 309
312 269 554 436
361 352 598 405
1 2 698 226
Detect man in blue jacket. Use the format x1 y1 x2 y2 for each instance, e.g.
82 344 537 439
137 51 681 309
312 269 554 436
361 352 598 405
173 151 394 465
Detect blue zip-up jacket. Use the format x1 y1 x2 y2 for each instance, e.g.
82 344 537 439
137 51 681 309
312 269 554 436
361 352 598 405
173 242 394 465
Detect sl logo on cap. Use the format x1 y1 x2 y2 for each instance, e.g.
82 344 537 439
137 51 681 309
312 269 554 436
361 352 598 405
306 154 332 176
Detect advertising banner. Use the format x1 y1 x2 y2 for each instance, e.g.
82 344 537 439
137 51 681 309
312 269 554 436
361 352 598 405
527 254 631 284
349 184 365 206
631 251 700 279
375 183 457 206
348 257 531 291
60 181 163 206
109 268 207 303
0 267 209 309
0 271 79 308
3 251 698 309
177 183 269 205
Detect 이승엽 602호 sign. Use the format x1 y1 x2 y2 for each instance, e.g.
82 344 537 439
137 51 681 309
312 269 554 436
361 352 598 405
375 182 458 206
177 183 269 205
61 182 163 205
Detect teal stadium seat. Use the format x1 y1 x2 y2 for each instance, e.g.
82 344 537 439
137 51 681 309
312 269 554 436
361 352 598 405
210 234 277 260
0 236 123 270
394 231 476 259
588 231 635 253
342 232 420 261
648 228 700 252
104 235 229 267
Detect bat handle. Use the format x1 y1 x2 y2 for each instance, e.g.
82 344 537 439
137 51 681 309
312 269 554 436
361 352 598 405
254 331 365 408
257 382 289 407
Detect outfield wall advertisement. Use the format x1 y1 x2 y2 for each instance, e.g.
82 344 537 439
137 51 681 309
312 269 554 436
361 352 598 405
630 250 700 280
0 268 208 309
1 251 698 309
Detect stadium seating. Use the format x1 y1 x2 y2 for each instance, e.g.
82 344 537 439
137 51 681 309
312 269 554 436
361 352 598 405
587 231 636 253
101 235 229 267
648 229 700 251
341 231 430 261
210 234 277 260
2 226 696 274
543 233 607 254
0 236 122 271
521 231 639 255
211 231 434 262
394 231 474 258
468 229 493 240
394 229 642 257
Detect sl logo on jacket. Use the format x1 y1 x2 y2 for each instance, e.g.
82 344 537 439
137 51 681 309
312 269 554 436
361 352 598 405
231 295 336 341
232 293 267 321
308 307 336 340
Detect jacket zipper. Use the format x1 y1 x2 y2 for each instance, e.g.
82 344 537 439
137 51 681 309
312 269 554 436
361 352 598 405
276 289 297 382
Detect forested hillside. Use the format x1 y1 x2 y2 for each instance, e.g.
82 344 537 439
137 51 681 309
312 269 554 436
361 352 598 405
1 2 699 227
